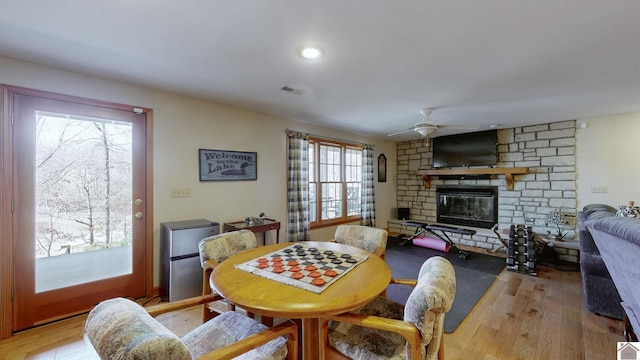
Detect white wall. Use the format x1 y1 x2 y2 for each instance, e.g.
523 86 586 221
576 113 640 211
0 56 398 287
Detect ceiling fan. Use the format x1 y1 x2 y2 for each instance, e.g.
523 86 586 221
387 108 473 138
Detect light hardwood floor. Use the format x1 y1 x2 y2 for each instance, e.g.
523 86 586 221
0 265 624 359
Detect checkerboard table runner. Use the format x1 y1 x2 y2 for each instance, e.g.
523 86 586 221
235 244 368 294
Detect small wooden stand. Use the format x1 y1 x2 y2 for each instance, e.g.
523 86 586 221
223 218 280 245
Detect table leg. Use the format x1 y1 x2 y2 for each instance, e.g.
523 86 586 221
302 318 319 360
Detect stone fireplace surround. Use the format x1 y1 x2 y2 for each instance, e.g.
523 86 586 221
393 120 579 262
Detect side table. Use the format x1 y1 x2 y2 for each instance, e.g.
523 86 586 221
223 218 280 245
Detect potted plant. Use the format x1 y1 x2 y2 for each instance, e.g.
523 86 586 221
546 208 568 240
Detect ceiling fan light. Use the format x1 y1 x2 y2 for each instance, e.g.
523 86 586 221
416 128 429 137
420 108 433 118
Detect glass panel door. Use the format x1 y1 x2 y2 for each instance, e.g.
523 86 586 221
11 90 148 331
35 112 133 292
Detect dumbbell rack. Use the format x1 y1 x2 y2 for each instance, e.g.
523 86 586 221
506 224 537 276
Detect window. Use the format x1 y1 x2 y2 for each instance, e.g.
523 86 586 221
309 138 362 227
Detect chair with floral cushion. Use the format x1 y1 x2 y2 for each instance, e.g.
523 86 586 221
198 229 259 322
319 256 456 360
330 225 388 259
85 294 298 360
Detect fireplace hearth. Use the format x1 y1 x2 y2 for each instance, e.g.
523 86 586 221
436 185 499 229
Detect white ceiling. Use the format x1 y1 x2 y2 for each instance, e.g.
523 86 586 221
2 1 640 141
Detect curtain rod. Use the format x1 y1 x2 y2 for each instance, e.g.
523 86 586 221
285 129 374 148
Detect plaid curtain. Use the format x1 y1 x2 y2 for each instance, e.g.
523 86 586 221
360 145 376 226
286 131 310 242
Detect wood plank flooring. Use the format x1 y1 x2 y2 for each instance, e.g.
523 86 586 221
0 265 624 359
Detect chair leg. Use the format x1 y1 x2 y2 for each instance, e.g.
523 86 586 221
203 299 234 323
283 320 300 360
293 319 303 360
203 303 216 323
245 309 273 326
261 316 274 327
438 329 445 360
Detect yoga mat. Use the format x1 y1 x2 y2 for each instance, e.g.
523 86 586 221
412 236 450 252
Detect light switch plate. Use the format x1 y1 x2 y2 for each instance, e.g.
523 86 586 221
170 188 191 198
590 185 608 193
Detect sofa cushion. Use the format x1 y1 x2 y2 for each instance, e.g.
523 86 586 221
579 205 625 320
579 208 616 255
583 204 617 217
588 217 640 247
587 217 640 325
622 302 640 340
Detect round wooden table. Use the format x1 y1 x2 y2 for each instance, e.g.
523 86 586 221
210 241 391 359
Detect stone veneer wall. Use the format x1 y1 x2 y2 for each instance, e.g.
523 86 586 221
395 120 579 262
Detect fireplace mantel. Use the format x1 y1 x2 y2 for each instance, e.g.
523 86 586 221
413 167 528 191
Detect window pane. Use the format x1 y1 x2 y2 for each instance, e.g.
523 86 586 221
345 148 362 182
347 183 361 216
35 112 132 292
321 183 342 220
309 183 316 222
308 143 315 181
308 139 362 226
320 144 341 182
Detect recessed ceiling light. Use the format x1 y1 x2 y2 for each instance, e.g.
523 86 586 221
299 46 323 60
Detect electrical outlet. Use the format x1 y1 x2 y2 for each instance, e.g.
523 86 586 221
590 185 608 193
170 188 191 198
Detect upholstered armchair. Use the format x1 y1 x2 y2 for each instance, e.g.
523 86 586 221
85 294 298 360
199 229 258 322
319 256 456 360
331 224 388 259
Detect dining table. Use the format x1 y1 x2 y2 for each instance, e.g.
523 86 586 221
210 241 392 359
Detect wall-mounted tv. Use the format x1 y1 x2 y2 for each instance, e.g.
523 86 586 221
432 129 498 168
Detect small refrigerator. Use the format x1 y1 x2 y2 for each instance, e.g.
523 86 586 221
160 219 219 302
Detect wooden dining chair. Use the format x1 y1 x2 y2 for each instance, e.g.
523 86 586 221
330 224 388 259
85 294 298 360
319 256 456 360
198 229 260 322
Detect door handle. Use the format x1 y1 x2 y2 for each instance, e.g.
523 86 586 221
134 198 143 206
135 211 143 219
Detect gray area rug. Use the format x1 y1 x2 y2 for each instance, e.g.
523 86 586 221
385 237 505 333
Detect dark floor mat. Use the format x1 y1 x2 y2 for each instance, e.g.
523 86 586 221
385 236 506 333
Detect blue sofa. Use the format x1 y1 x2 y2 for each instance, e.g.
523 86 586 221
585 213 640 340
578 204 624 319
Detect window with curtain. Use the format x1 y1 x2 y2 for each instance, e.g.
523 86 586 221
309 138 362 228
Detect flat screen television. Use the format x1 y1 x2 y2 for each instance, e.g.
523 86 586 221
432 129 498 168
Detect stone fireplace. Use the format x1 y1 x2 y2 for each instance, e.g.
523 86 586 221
436 185 498 229
392 120 580 262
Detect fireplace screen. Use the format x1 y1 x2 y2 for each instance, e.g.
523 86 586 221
436 186 498 229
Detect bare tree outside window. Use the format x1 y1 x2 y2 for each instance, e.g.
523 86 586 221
35 112 132 258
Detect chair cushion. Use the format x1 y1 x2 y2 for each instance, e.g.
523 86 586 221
328 256 455 360
408 257 456 360
410 256 456 331
85 298 192 360
182 311 287 360
334 225 388 254
329 296 406 358
199 229 257 266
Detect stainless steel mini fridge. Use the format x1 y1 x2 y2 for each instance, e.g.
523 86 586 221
160 219 219 302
